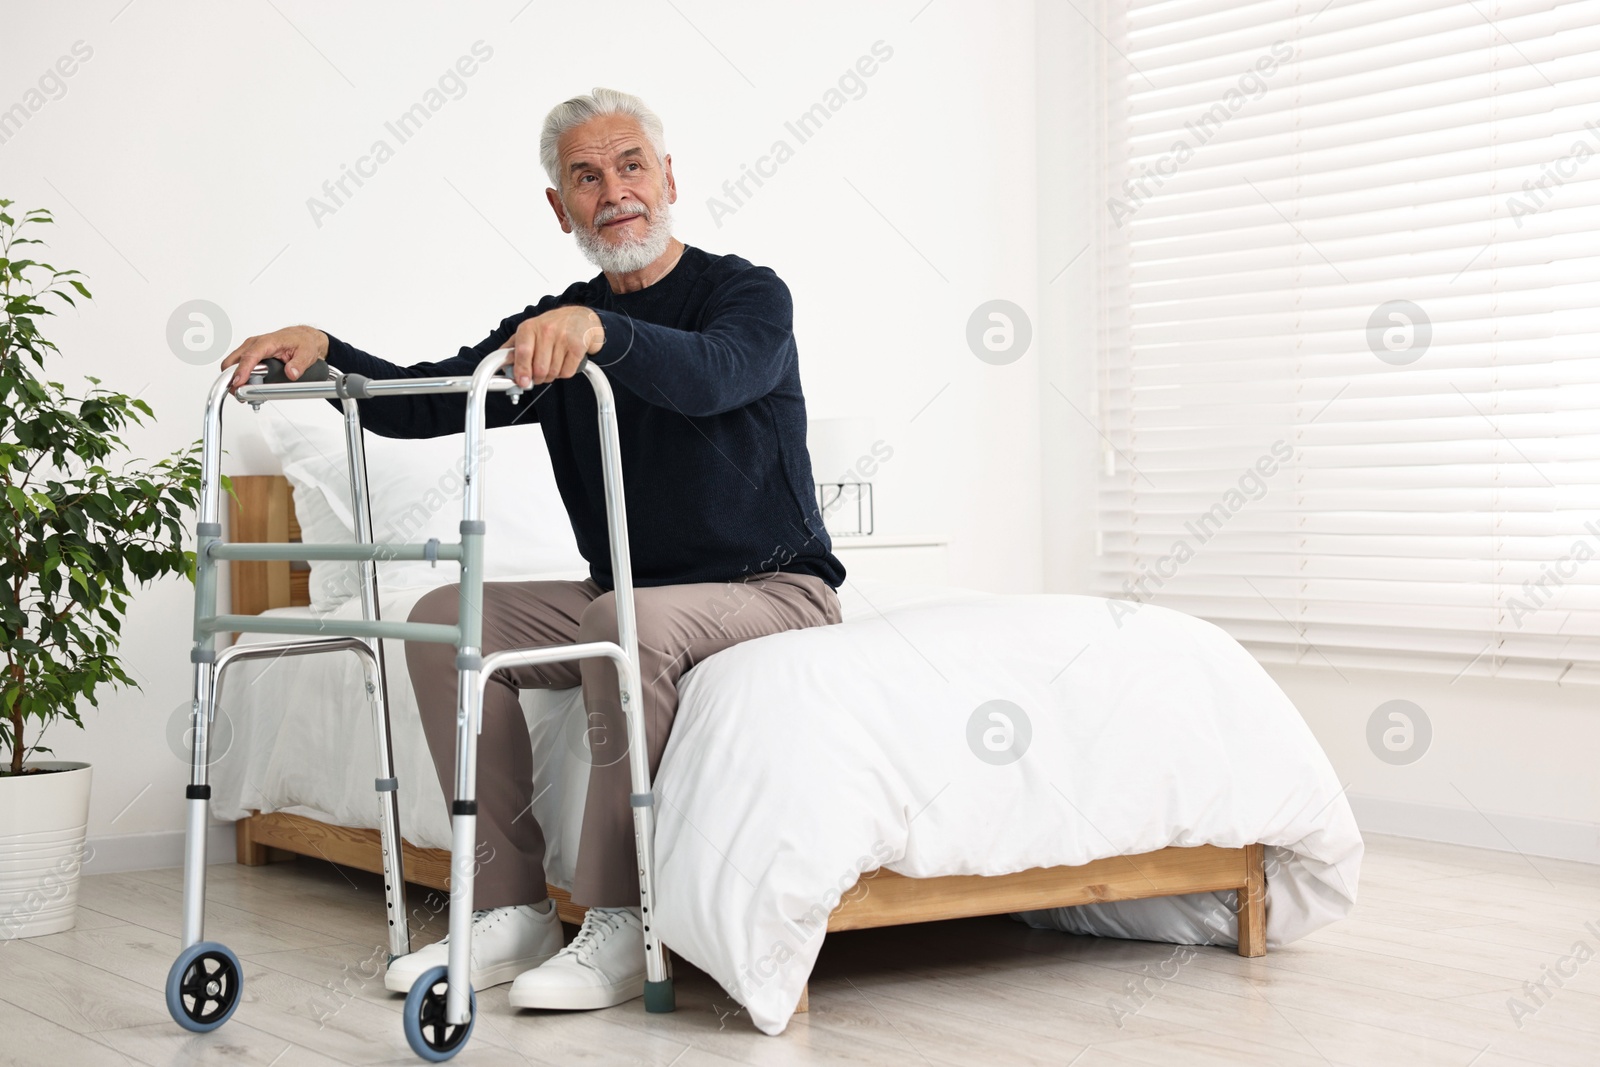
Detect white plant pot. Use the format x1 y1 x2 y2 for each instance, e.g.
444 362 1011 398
0 761 92 939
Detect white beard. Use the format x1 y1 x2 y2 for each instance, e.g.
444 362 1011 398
571 192 675 276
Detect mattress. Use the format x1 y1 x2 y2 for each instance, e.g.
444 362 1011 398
210 576 1363 1035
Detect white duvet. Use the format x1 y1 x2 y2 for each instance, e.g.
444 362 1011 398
212 577 1362 1035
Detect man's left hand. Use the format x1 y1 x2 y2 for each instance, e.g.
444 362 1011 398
502 305 605 387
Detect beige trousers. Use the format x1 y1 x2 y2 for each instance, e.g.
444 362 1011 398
404 571 841 908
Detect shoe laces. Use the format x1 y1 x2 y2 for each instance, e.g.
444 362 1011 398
557 908 630 963
439 907 509 945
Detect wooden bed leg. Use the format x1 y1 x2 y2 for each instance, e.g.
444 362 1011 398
236 814 268 866
1237 842 1267 957
794 984 809 1014
235 812 296 867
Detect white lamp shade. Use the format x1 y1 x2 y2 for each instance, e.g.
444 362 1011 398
806 416 877 484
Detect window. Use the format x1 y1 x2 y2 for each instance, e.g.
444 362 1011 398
1094 0 1600 683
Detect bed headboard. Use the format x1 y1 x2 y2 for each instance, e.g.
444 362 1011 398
228 475 309 615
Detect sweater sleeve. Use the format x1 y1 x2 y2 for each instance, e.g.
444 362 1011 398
587 266 795 417
321 303 553 438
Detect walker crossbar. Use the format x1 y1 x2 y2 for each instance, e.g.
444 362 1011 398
199 616 461 644
206 542 467 562
169 351 671 1059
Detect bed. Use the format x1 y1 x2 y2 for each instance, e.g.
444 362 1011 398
209 406 1361 1035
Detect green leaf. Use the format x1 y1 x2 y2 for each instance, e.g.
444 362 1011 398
0 200 203 770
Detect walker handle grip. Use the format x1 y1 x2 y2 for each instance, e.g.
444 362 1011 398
255 357 330 384
492 355 588 382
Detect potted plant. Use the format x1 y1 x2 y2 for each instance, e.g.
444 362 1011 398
1 199 203 938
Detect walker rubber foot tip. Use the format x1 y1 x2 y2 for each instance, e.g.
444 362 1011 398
643 979 675 1013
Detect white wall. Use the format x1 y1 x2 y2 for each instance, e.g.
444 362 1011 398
1034 5 1599 863
2 0 1042 861
1035 0 1101 599
1274 665 1600 863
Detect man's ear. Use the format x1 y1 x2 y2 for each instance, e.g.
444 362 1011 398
546 187 573 234
663 154 677 204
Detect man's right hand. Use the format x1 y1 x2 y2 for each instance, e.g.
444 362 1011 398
220 325 330 392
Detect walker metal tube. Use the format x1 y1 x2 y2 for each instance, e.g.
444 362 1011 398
340 389 411 960
181 789 209 947
478 641 635 680
212 636 387 676
196 372 233 539
444 666 480 1025
462 352 509 525
585 365 642 683
234 375 524 403
180 373 235 950
584 362 671 1006
179 662 212 948
440 352 512 1026
444 813 475 1014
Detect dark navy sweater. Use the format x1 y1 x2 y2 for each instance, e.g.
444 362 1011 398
321 245 844 592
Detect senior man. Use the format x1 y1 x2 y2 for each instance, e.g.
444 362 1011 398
221 87 844 1011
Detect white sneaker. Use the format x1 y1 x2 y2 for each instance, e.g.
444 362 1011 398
384 904 562 993
507 906 645 1010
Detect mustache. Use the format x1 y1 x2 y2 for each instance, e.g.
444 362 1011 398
593 202 649 226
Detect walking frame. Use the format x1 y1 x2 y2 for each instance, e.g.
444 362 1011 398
164 350 672 1061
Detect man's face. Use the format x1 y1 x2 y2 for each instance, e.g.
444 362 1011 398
547 114 676 274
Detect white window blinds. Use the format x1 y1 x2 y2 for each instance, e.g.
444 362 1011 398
1093 0 1600 684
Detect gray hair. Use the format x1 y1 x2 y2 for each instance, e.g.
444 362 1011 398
540 87 667 195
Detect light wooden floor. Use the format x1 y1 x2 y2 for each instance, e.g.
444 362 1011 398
0 833 1594 1066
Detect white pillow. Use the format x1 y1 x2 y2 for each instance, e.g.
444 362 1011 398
255 400 587 612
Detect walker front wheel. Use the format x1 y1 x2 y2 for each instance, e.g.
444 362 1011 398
403 965 476 1062
165 941 243 1032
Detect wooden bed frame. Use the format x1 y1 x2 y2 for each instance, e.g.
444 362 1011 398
227 475 1267 1007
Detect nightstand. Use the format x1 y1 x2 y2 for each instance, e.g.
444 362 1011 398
829 535 950 584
